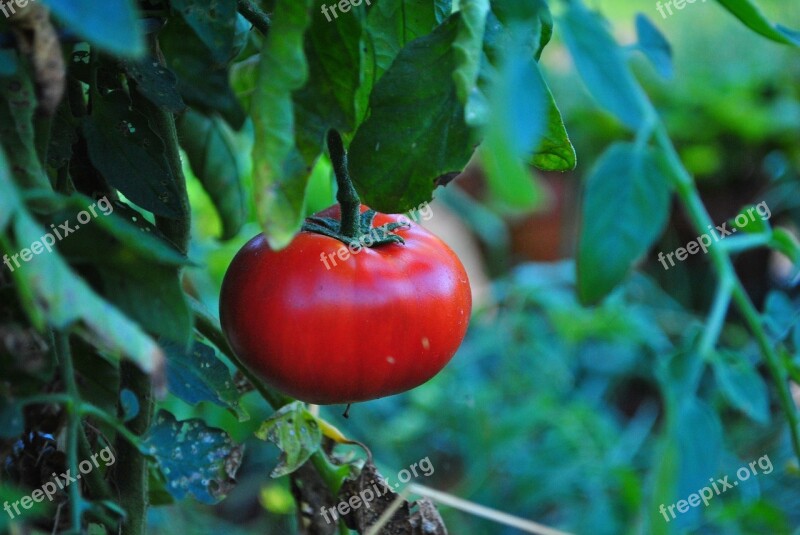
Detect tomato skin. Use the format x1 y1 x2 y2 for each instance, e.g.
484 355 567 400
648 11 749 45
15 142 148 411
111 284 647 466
219 206 472 404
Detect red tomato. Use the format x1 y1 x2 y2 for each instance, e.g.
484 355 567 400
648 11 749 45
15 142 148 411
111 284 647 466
219 205 472 404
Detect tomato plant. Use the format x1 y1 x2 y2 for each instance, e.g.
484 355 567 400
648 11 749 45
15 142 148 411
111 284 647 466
0 0 798 534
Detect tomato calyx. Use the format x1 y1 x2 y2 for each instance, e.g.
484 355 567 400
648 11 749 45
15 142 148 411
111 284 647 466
301 209 409 248
301 130 409 248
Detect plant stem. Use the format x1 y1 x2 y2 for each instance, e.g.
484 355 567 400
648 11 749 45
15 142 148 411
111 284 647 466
699 278 733 358
55 331 83 533
327 130 361 239
237 0 271 35
654 125 800 459
117 362 153 535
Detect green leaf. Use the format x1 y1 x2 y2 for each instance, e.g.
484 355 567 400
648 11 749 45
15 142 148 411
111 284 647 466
0 397 23 439
159 17 246 130
123 58 186 113
0 70 51 190
531 86 576 171
675 399 723 509
0 145 15 231
712 351 770 424
577 143 673 304
293 1 364 160
0 49 18 76
255 401 322 478
146 410 243 503
42 0 145 57
366 0 439 81
716 0 800 47
558 1 649 130
435 0 453 23
164 341 248 422
82 90 181 218
350 14 476 212
489 0 552 59
3 208 165 374
770 228 800 266
634 13 673 79
452 0 490 104
178 110 250 240
250 0 313 249
170 0 238 63
480 31 548 212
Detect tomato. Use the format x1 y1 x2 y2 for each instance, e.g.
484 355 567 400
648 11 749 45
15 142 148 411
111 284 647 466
219 204 472 404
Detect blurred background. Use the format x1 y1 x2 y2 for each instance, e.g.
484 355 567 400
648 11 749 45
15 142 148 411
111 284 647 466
155 1 800 533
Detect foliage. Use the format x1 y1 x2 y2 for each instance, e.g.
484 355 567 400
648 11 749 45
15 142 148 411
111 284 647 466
0 0 798 534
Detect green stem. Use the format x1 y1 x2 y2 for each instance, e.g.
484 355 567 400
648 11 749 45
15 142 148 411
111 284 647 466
327 130 361 239
54 331 83 533
82 403 147 451
116 362 152 535
78 426 113 502
654 125 800 459
237 0 271 35
698 277 733 357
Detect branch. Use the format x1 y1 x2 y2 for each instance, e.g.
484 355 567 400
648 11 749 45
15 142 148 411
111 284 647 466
237 0 271 35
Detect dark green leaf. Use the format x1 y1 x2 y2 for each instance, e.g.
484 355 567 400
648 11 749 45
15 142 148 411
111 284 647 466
0 70 51 190
293 1 364 161
350 15 476 213
716 0 800 47
178 110 250 240
250 0 313 249
712 352 769 423
146 410 243 503
123 58 186 113
170 0 238 63
0 397 23 439
0 49 17 76
763 291 799 342
577 143 673 304
160 17 246 129
2 206 165 374
634 13 673 79
164 341 248 422
47 100 78 169
255 401 322 478
82 90 181 218
366 0 439 81
558 2 649 130
42 0 144 57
